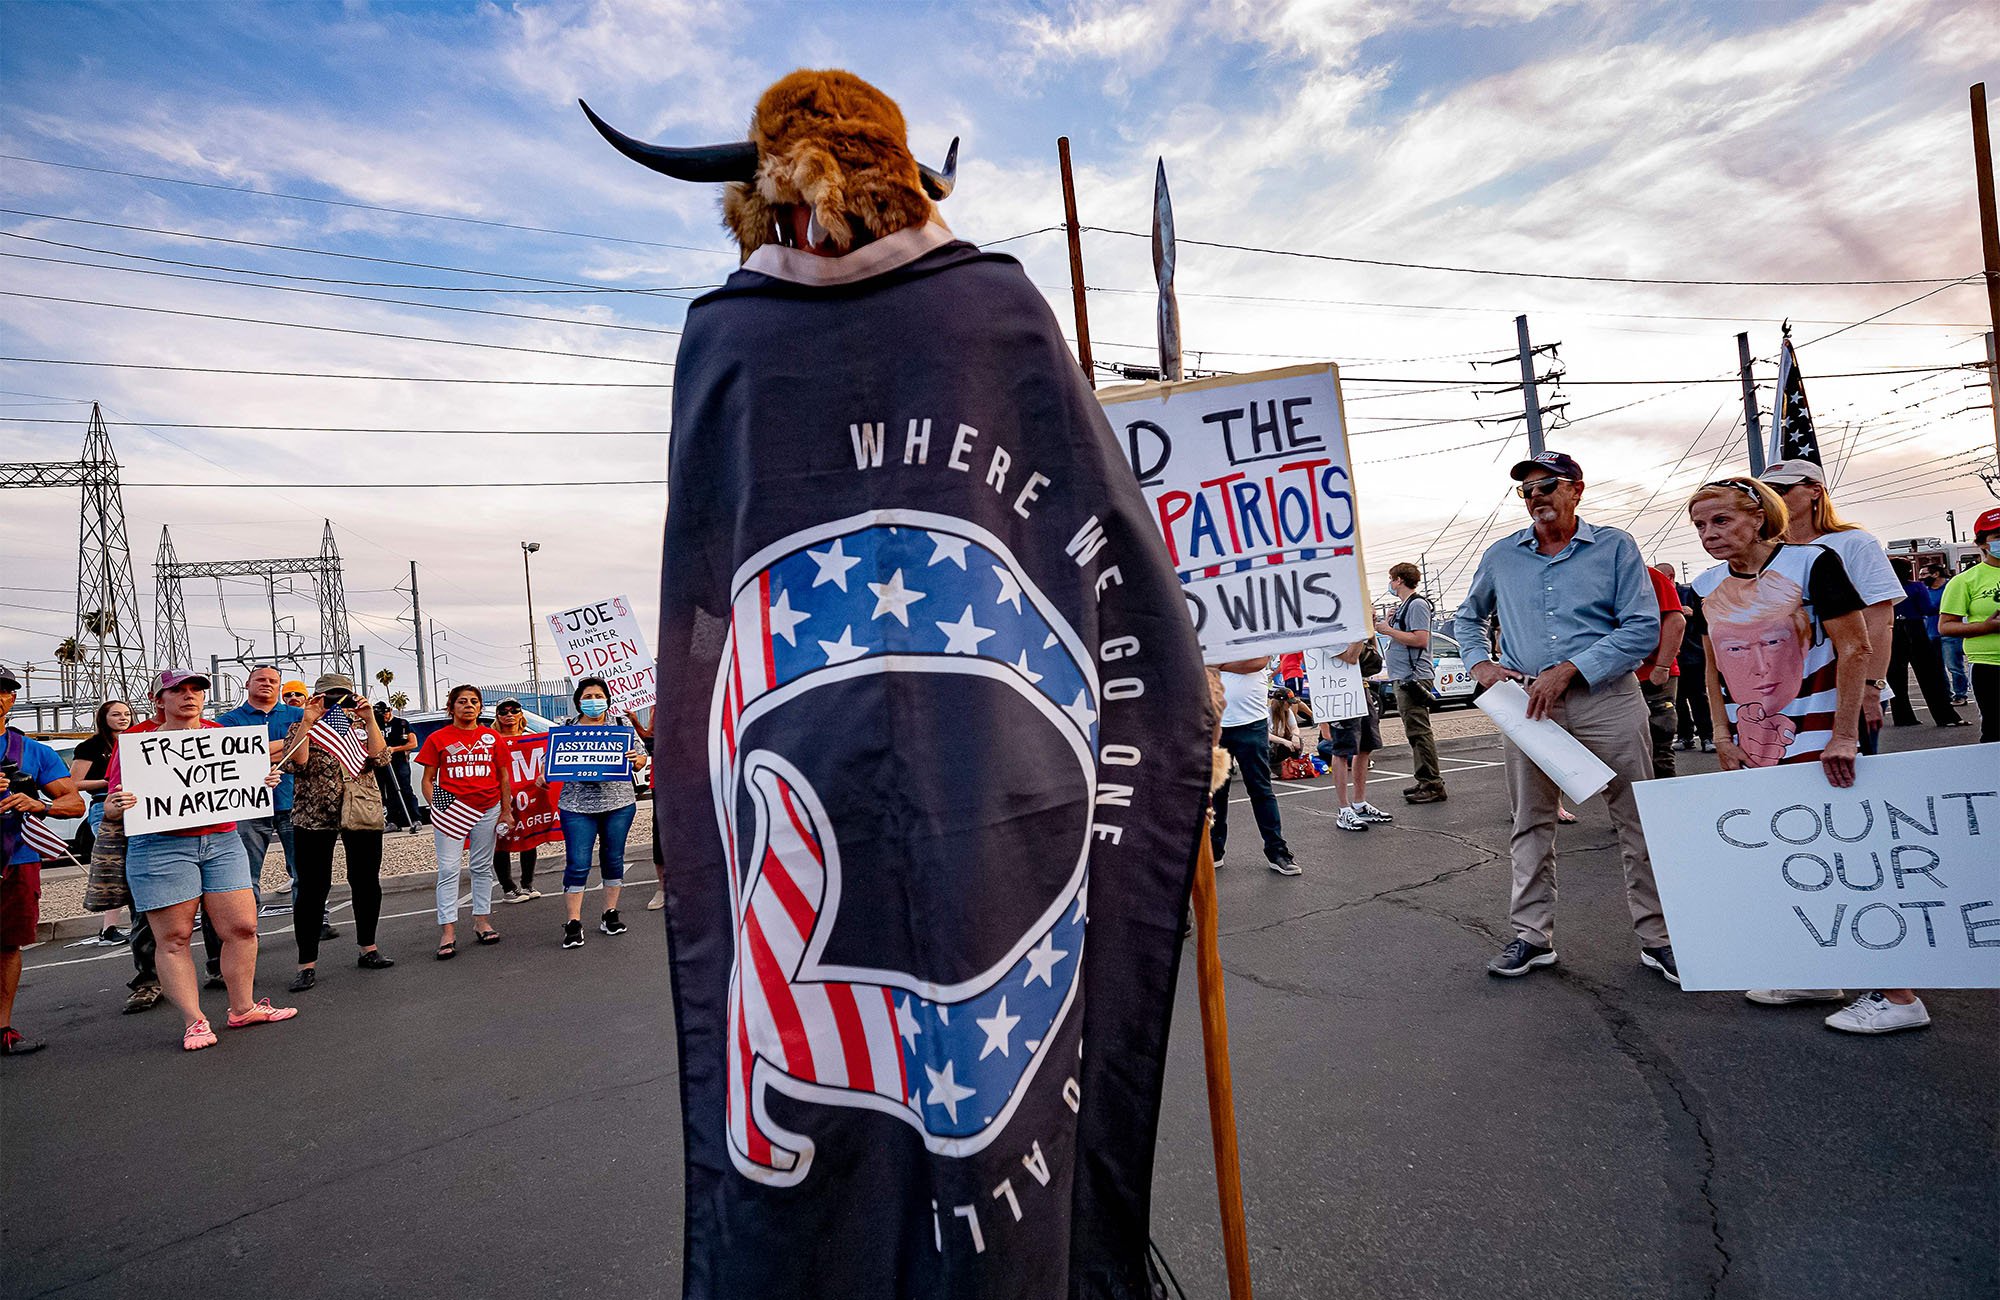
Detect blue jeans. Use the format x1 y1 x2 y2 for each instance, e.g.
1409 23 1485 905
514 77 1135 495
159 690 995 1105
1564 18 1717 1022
1210 720 1290 864
1941 636 1970 699
559 804 635 893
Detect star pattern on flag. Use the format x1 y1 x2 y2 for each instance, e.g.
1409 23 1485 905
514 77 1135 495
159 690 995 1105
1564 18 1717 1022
1775 338 1821 466
868 569 925 626
976 997 1021 1059
937 605 997 655
808 539 861 590
928 531 971 569
768 589 810 646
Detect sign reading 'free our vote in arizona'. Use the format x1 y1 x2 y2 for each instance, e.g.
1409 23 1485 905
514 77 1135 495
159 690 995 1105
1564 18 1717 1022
1634 745 2000 991
1098 364 1370 662
117 725 273 835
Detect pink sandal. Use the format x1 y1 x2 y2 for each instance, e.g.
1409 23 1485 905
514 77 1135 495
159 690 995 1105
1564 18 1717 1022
183 1018 218 1051
226 999 299 1029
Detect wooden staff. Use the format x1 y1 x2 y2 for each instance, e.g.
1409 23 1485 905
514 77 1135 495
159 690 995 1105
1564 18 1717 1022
1057 136 1095 388
1191 818 1253 1298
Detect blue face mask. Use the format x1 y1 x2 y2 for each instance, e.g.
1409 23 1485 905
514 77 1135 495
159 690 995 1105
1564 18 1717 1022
1988 540 2000 560
578 698 609 718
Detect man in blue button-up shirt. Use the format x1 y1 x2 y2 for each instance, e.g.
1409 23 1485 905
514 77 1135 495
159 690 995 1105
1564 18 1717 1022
1453 452 1675 985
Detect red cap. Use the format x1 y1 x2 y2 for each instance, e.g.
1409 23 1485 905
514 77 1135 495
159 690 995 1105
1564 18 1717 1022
151 668 211 697
1974 506 2000 540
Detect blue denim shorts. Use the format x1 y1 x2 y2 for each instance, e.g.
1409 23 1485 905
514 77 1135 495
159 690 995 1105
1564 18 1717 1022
125 830 253 913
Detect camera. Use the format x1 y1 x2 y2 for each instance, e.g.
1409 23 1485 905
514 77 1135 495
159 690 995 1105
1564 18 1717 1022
321 689 357 710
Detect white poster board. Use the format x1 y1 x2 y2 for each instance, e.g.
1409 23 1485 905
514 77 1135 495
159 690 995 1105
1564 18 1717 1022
1474 680 1615 803
1633 744 2000 991
1099 364 1370 663
546 595 657 713
118 726 273 835
1301 647 1371 723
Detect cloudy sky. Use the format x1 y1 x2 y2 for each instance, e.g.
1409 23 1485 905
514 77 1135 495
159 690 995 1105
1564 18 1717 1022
3 0 1995 702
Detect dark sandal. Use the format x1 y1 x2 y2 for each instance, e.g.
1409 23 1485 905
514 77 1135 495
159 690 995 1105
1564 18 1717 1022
435 940 457 961
474 929 502 945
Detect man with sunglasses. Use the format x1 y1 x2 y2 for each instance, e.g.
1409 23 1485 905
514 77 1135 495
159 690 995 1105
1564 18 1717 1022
1454 451 1676 984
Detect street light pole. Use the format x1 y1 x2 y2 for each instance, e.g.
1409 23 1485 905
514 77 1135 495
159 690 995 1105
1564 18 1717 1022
522 542 542 707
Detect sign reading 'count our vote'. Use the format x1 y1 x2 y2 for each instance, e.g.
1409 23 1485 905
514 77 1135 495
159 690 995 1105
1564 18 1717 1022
1634 745 2000 991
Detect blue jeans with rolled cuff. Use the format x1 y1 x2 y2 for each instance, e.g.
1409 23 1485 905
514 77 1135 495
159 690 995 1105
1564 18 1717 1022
560 805 635 893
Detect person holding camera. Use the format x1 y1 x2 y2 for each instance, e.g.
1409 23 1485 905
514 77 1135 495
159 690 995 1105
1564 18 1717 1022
278 674 396 992
2 665 87 1055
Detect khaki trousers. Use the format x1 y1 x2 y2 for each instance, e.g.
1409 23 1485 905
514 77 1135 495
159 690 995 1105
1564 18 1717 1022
1500 673 1668 948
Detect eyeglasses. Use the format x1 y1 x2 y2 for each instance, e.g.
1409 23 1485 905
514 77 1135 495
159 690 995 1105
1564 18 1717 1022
1515 477 1573 499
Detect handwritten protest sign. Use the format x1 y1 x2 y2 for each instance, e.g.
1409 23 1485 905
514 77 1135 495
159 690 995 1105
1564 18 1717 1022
544 725 636 782
496 733 563 852
545 595 656 713
1301 647 1371 723
1634 745 2000 991
118 726 273 835
1099 364 1370 662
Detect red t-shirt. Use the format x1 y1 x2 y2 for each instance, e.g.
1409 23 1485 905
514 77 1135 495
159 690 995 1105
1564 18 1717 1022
108 718 239 837
1641 568 1686 679
417 724 503 807
1278 652 1304 679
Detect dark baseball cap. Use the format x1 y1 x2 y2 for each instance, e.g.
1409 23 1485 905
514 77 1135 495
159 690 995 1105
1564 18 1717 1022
1508 450 1583 482
0 665 20 691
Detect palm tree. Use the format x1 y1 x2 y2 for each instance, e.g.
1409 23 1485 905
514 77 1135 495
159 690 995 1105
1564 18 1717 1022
81 609 117 639
376 668 394 693
389 691 410 710
53 637 83 697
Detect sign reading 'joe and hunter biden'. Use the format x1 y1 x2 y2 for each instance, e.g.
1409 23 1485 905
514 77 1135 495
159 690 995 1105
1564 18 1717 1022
1098 364 1370 662
1635 745 2000 991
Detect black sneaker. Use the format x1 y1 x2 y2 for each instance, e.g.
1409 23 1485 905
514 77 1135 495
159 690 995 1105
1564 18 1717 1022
562 919 586 950
357 949 395 970
1487 938 1557 977
1267 853 1302 877
1639 945 1680 986
600 909 628 936
123 983 163 1014
288 968 317 993
98 925 129 945
320 922 339 941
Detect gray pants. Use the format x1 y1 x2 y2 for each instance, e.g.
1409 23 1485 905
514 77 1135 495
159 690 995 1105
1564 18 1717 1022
434 806 499 924
1500 674 1667 949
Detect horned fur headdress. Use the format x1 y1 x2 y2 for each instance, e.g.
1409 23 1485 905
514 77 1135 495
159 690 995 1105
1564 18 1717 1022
581 69 957 259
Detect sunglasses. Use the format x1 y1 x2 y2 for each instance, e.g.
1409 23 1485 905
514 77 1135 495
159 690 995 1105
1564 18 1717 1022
497 706 522 715
1701 478 1763 502
1515 477 1573 499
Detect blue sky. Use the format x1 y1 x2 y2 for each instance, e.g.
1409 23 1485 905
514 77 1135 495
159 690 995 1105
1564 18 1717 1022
2 0 1995 698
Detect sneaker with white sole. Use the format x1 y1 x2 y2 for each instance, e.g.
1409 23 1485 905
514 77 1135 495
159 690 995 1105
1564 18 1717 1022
1267 853 1302 877
1334 807 1368 832
1487 937 1557 977
1745 988 1845 1005
646 889 666 911
1639 945 1680 985
1824 991 1930 1035
1351 801 1394 824
562 919 585 950
600 909 628 936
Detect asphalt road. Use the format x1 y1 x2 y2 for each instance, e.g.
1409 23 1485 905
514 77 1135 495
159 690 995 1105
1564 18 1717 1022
3 723 1994 1299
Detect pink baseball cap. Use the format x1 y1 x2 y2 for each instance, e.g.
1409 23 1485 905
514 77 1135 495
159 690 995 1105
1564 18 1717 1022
151 668 211 697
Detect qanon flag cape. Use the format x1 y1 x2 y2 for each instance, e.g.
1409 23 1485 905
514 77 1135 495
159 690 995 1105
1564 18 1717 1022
653 224 1213 1299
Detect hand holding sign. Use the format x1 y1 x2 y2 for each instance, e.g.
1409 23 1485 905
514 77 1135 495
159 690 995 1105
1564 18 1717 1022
117 726 275 835
546 596 657 713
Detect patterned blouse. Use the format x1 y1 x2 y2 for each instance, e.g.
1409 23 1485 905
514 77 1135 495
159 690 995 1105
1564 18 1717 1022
279 720 389 832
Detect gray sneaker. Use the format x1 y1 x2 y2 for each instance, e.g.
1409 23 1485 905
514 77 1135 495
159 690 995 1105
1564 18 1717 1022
1351 801 1394 824
1744 988 1845 1005
1267 853 1302 877
1825 992 1930 1034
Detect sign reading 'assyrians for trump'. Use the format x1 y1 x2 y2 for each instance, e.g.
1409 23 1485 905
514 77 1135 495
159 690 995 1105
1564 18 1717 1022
546 595 656 712
117 726 273 835
1098 363 1371 662
1634 745 2000 992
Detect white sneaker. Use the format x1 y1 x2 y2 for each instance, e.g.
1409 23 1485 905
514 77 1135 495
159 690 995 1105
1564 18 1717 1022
1335 807 1368 832
647 889 666 911
1745 988 1845 1005
1824 992 1930 1035
1351 801 1394 824
502 889 524 904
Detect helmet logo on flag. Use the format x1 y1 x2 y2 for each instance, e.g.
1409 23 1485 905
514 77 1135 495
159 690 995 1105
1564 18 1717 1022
708 510 1099 1187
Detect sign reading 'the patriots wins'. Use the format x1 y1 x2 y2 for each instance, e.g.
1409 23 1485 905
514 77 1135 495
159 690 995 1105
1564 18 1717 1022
654 231 1213 1299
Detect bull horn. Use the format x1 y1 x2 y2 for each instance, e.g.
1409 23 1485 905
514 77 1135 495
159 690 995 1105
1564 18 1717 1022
578 100 759 183
919 137 959 200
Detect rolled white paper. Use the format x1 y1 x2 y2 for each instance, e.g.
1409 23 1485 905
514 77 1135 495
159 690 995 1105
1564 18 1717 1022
1474 679 1617 804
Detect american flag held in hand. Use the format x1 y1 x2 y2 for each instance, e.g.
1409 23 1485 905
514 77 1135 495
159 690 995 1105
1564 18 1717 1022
310 706 372 779
18 813 75 864
427 788 487 844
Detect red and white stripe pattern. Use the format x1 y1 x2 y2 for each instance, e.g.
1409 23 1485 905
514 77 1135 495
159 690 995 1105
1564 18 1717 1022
309 706 371 779
19 814 74 863
725 760 907 1182
428 788 487 844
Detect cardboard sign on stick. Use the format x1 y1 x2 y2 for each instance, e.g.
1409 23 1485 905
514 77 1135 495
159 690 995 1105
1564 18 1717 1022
1634 744 2000 991
118 726 273 835
546 595 657 712
1302 647 1371 723
1099 364 1371 663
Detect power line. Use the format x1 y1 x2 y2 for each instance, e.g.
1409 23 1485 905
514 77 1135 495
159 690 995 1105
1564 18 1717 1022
123 479 668 489
0 357 673 387
1081 225 1972 287
1 416 667 437
0 152 734 256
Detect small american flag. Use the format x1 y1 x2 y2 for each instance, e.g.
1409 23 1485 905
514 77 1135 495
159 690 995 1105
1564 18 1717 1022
310 706 372 779
1770 330 1821 466
428 788 487 844
19 815 75 864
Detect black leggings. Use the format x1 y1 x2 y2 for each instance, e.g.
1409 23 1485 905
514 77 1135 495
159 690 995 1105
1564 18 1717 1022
1975 662 2000 744
292 827 383 964
495 848 536 892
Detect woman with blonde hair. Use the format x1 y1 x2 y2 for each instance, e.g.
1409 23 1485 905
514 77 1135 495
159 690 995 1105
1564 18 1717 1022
1686 477 1927 1033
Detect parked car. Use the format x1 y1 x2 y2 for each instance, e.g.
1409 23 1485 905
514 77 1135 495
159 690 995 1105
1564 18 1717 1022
1370 631 1480 716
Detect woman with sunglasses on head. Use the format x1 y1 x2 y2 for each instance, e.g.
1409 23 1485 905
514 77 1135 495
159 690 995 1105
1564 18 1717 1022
503 677 648 949
70 698 134 942
1686 478 1927 1034
489 699 544 903
416 684 503 959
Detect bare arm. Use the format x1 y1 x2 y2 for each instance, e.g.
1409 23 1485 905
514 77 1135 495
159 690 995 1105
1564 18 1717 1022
1644 610 1688 686
3 773 86 820
1819 609 1870 788
1217 658 1270 674
1857 601 1891 730
1705 639 1741 771
68 755 108 795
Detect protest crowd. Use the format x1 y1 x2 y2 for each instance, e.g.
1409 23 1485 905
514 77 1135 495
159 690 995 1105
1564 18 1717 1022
5 476 1994 1056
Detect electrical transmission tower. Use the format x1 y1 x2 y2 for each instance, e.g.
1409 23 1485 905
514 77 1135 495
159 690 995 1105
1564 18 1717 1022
0 403 151 710
154 520 357 681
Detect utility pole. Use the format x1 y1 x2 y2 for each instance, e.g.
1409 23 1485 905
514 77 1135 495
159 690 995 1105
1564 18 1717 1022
408 561 430 711
1517 315 1545 455
1057 137 1094 387
1737 332 1766 475
1947 509 1958 543
1973 84 2000 460
521 541 542 705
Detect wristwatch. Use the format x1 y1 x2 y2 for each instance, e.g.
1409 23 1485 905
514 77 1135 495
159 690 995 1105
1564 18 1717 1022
1863 678 1884 688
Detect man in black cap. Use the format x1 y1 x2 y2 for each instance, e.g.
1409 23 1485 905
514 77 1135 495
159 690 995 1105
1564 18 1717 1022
1 665 87 1054
1453 452 1676 985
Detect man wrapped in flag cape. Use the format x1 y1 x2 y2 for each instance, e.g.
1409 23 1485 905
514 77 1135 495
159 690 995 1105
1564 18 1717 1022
583 72 1214 1298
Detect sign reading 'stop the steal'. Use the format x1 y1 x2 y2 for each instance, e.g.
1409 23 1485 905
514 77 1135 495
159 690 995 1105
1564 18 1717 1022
1099 364 1369 662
